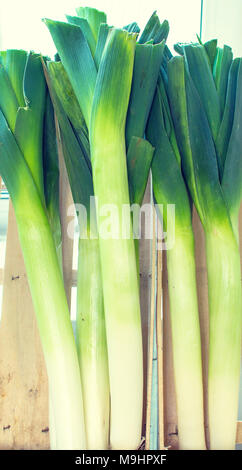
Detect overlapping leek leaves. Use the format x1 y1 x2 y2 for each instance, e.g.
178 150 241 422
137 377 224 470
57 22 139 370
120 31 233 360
167 41 242 449
0 51 86 449
44 7 165 450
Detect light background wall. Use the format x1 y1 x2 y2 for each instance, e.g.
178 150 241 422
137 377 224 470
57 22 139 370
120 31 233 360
0 1 241 57
202 0 242 56
0 0 201 57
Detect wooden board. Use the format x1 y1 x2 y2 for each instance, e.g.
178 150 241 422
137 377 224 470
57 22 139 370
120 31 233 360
56 119 74 310
139 178 153 438
162 247 178 449
156 217 165 450
145 205 156 449
0 203 49 450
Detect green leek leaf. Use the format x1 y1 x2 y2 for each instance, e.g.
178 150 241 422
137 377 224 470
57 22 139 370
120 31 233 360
127 136 154 205
147 88 191 229
47 60 90 163
126 40 165 146
204 39 218 69
139 11 169 44
66 14 96 57
14 52 46 198
216 58 240 170
94 23 112 68
44 62 93 216
76 6 107 43
5 49 27 107
124 22 140 34
222 58 242 238
0 65 19 132
213 45 233 114
183 44 221 142
43 19 97 128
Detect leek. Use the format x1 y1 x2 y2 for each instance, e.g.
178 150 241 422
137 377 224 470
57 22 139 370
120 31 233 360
167 42 242 449
90 28 142 450
146 77 206 450
0 51 86 450
45 59 110 450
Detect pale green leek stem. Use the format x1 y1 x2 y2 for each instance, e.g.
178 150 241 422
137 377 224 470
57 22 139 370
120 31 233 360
14 190 86 450
206 226 242 450
166 227 206 450
76 235 110 450
92 142 143 450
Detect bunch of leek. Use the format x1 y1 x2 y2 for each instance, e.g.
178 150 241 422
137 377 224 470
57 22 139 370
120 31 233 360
167 40 242 449
44 7 166 449
0 50 86 449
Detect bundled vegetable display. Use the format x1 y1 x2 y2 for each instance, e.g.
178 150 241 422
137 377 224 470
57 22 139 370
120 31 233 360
0 5 241 451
